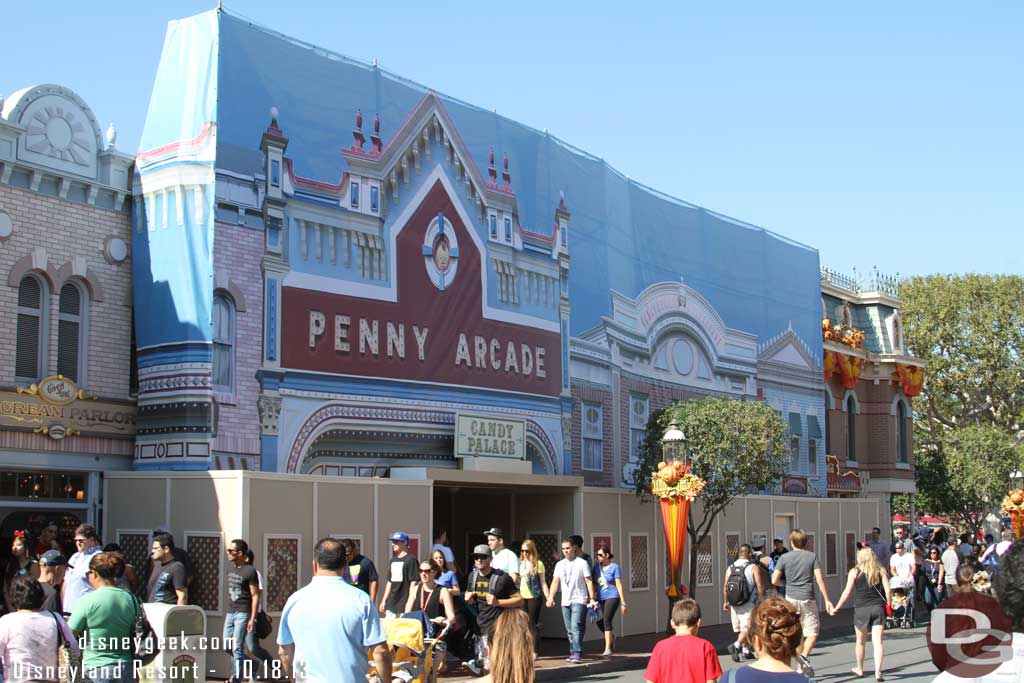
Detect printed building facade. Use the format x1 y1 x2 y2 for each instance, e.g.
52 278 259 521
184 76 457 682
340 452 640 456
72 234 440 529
0 84 135 547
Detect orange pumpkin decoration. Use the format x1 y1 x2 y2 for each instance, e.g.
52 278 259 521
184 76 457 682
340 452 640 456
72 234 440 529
1010 490 1024 506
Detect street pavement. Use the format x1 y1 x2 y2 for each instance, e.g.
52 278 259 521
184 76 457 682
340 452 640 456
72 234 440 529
570 626 939 682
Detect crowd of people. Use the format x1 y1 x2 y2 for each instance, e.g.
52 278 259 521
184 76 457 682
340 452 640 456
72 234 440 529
1 519 1020 683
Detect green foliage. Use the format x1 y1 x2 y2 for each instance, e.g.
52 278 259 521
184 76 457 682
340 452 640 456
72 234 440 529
628 397 789 595
900 274 1024 527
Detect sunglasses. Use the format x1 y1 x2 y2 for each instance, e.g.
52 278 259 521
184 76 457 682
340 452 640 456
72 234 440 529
419 568 433 573
473 555 489 561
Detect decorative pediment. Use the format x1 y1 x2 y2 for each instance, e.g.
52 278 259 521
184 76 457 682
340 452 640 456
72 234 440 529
759 324 817 369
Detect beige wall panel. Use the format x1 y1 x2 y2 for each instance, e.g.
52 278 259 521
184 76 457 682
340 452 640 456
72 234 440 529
314 480 374 545
169 477 232 536
617 492 662 636
106 477 167 534
745 499 773 547
376 482 431 571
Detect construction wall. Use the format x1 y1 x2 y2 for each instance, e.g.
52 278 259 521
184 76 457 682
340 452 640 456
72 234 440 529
104 472 883 668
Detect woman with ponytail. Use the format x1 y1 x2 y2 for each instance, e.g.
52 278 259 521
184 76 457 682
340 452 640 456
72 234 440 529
725 597 808 682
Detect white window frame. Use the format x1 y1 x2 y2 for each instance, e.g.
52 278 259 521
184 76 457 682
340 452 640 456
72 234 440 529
790 435 801 472
627 532 650 592
582 402 603 472
808 437 818 476
824 532 838 577
725 532 741 564
15 274 49 383
696 533 715 587
212 292 236 394
503 214 512 243
184 530 225 615
844 530 857 574
589 532 615 559
369 184 380 214
57 280 88 386
488 210 498 239
262 533 303 616
628 394 649 474
896 400 910 463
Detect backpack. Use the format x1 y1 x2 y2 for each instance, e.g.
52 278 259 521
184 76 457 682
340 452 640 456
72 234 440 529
725 561 753 606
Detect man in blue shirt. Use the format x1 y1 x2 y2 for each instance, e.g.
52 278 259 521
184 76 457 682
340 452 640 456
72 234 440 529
278 538 392 682
62 523 102 613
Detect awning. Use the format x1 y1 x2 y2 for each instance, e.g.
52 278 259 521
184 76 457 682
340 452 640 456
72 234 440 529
788 413 803 436
807 416 822 439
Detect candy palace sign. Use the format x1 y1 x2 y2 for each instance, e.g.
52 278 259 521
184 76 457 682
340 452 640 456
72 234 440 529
455 414 526 459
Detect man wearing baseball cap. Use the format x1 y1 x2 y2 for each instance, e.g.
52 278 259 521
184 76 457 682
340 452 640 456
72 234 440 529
378 531 419 618
483 527 519 584
464 543 521 674
39 549 68 613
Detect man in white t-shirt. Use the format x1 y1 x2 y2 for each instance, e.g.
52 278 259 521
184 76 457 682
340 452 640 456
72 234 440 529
889 543 916 592
941 538 960 594
483 527 519 584
546 538 597 663
431 528 456 573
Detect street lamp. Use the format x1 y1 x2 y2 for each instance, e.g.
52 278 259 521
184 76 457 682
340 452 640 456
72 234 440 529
661 421 688 467
1010 470 1024 491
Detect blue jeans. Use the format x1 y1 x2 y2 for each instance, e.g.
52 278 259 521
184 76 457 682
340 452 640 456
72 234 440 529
86 662 133 683
561 603 586 655
223 611 250 682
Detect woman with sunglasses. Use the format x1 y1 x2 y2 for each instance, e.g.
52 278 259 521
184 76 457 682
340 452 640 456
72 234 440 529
431 549 461 597
405 560 457 626
517 539 549 651
921 545 945 610
405 560 458 676
594 545 626 656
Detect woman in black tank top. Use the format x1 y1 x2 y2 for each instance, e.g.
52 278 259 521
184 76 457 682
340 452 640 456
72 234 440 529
405 561 457 623
832 547 891 681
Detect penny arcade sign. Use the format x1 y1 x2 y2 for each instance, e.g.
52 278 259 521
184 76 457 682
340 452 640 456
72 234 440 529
282 182 563 397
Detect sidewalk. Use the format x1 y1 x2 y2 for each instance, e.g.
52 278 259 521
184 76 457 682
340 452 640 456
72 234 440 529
439 608 861 681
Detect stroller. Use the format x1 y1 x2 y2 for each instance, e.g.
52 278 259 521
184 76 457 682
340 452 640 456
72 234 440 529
367 616 452 683
886 577 915 629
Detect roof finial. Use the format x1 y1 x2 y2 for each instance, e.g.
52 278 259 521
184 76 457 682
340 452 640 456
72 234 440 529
351 109 366 152
370 113 383 155
105 123 117 149
502 152 511 190
487 147 497 186
270 106 279 126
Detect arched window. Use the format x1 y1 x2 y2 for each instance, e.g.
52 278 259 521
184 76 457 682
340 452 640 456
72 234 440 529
897 400 910 463
15 275 47 382
846 395 857 463
212 293 235 392
57 282 87 384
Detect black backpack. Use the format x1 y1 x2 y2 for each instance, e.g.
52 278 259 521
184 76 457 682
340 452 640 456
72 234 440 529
725 561 753 606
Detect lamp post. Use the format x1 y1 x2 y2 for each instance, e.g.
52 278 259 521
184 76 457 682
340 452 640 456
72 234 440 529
1004 470 1024 541
653 419 704 613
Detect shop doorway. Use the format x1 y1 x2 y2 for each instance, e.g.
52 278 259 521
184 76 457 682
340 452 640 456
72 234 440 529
0 507 85 562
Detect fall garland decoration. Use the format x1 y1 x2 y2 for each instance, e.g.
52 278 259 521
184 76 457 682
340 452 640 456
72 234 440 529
1004 491 1024 540
895 364 925 397
822 319 865 349
651 461 706 501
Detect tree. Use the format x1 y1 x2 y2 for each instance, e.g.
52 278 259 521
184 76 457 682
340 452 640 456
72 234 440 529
629 397 789 597
900 274 1024 526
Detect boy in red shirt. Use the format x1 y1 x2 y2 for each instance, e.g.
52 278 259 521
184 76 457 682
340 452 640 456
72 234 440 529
645 599 723 683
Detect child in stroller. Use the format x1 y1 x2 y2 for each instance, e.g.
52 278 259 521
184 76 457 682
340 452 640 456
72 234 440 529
887 579 915 629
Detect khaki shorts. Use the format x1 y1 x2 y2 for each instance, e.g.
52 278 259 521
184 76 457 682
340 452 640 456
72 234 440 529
730 602 755 632
785 597 820 636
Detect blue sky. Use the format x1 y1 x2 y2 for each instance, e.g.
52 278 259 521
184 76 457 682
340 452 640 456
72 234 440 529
4 2 1020 277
